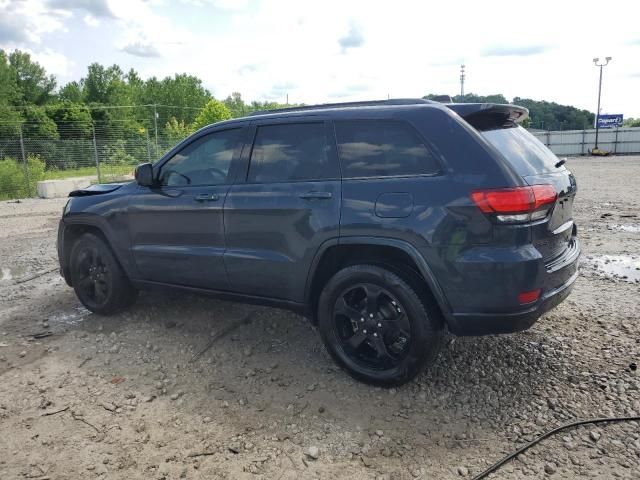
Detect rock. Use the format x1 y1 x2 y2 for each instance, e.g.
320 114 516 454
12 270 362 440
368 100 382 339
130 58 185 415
19 351 26 357
203 416 212 423
170 392 181 401
375 430 384 437
318 406 325 414
306 446 320 459
590 430 601 442
109 344 120 354
101 402 116 412
142 395 156 403
243 346 252 357
544 462 557 475
457 466 469 476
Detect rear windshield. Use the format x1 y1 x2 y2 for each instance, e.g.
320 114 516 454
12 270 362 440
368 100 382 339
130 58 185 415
481 126 560 176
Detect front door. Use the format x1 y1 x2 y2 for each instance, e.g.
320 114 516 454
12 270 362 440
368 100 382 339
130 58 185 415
224 121 341 302
128 127 243 290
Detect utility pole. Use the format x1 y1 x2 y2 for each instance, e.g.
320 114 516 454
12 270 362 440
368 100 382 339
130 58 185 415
460 64 466 100
592 57 612 151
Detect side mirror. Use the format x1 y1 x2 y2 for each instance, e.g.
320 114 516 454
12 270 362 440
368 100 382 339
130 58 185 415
135 163 155 187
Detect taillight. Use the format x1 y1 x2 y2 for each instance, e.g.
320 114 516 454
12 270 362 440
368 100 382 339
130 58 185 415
518 289 541 304
470 185 557 223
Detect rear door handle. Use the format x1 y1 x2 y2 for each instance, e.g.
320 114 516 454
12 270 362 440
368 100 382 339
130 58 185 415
299 191 332 200
194 193 219 202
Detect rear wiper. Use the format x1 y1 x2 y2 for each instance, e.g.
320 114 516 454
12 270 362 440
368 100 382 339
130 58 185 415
555 158 567 168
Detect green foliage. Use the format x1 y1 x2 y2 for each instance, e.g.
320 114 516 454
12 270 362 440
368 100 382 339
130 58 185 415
22 107 59 139
102 139 137 165
46 102 93 139
423 91 595 131
513 97 594 131
59 81 84 103
192 99 232 130
165 116 191 143
623 117 640 127
7 50 56 105
0 155 46 200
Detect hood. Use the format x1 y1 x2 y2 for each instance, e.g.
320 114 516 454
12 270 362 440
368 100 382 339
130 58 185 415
68 183 127 197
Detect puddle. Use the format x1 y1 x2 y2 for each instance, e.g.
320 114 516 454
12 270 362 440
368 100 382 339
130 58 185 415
584 255 640 283
48 306 92 326
613 224 640 233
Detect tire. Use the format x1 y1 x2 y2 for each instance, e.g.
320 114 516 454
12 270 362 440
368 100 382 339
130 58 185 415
69 233 138 315
317 264 443 386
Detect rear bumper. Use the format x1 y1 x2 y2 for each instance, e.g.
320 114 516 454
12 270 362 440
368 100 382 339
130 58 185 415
445 237 580 336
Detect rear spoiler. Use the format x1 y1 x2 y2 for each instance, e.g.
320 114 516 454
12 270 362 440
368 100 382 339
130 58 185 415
446 103 529 130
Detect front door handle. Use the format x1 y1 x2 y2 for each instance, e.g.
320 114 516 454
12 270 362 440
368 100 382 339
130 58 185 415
194 193 219 202
299 191 332 200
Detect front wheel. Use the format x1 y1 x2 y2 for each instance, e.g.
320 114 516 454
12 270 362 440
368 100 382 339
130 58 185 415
69 233 138 315
317 265 443 386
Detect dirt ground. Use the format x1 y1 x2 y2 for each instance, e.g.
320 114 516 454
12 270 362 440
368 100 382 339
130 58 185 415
0 156 639 480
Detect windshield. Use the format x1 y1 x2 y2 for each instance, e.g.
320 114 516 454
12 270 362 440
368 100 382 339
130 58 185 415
481 126 561 176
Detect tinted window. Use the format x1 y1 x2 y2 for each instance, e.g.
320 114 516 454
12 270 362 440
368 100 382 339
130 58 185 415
335 120 440 178
248 123 335 182
481 126 560 176
159 129 240 186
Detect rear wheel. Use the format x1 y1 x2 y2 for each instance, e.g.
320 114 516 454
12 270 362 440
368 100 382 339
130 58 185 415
317 264 443 386
69 233 137 315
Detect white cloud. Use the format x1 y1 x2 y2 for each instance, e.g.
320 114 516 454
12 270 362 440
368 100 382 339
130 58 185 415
1 0 639 116
83 14 100 27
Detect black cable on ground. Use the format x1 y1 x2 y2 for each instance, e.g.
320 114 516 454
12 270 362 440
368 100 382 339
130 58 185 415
471 415 640 480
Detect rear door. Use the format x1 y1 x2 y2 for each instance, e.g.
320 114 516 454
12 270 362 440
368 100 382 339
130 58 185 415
481 126 578 261
223 120 341 301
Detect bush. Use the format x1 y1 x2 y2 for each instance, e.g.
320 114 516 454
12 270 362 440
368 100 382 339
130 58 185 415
0 155 46 200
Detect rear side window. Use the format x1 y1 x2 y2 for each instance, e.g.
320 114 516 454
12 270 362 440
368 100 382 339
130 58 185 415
481 126 560 176
335 120 440 178
248 123 336 182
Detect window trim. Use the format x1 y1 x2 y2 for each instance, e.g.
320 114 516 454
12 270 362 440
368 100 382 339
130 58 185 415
332 118 444 180
155 127 243 188
242 120 340 185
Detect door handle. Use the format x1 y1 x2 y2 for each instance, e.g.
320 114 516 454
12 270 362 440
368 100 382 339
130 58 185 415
194 193 219 202
299 191 332 200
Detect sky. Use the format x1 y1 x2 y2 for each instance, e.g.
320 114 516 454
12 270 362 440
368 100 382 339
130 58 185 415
1 0 639 116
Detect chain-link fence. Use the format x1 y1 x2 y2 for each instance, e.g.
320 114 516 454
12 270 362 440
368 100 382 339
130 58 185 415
0 120 188 200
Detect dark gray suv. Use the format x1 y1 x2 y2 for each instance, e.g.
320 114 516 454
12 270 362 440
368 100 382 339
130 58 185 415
57 99 580 386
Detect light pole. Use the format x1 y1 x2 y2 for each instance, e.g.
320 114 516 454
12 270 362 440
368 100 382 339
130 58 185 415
593 56 612 152
460 64 466 100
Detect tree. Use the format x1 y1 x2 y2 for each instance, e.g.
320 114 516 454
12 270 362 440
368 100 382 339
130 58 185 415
224 92 247 118
192 99 231 130
59 81 84 103
47 102 93 139
0 51 23 136
165 116 191 143
8 50 56 105
623 118 640 128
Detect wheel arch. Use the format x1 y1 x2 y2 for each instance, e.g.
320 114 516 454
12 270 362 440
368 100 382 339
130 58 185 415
61 219 133 286
304 237 453 326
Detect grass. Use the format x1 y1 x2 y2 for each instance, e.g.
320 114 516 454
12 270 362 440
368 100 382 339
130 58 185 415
42 164 136 182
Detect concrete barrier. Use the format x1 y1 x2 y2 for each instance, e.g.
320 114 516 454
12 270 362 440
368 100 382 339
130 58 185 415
36 177 93 199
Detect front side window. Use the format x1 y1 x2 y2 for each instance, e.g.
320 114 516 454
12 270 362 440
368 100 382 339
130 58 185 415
159 129 240 186
335 120 440 178
248 123 335 183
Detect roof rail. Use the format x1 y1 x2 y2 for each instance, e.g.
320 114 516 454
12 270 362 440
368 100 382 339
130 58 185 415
247 98 434 116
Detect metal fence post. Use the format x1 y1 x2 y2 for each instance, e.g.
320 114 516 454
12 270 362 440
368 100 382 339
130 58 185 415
614 127 619 154
146 130 152 163
92 124 102 183
546 130 551 147
581 130 586 155
18 126 32 197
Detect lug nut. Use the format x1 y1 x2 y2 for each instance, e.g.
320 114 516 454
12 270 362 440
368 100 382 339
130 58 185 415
377 323 382 327
369 313 374 318
373 333 378 337
363 329 367 334
360 318 364 322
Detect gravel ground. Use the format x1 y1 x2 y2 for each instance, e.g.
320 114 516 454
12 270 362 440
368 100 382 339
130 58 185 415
0 155 639 480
